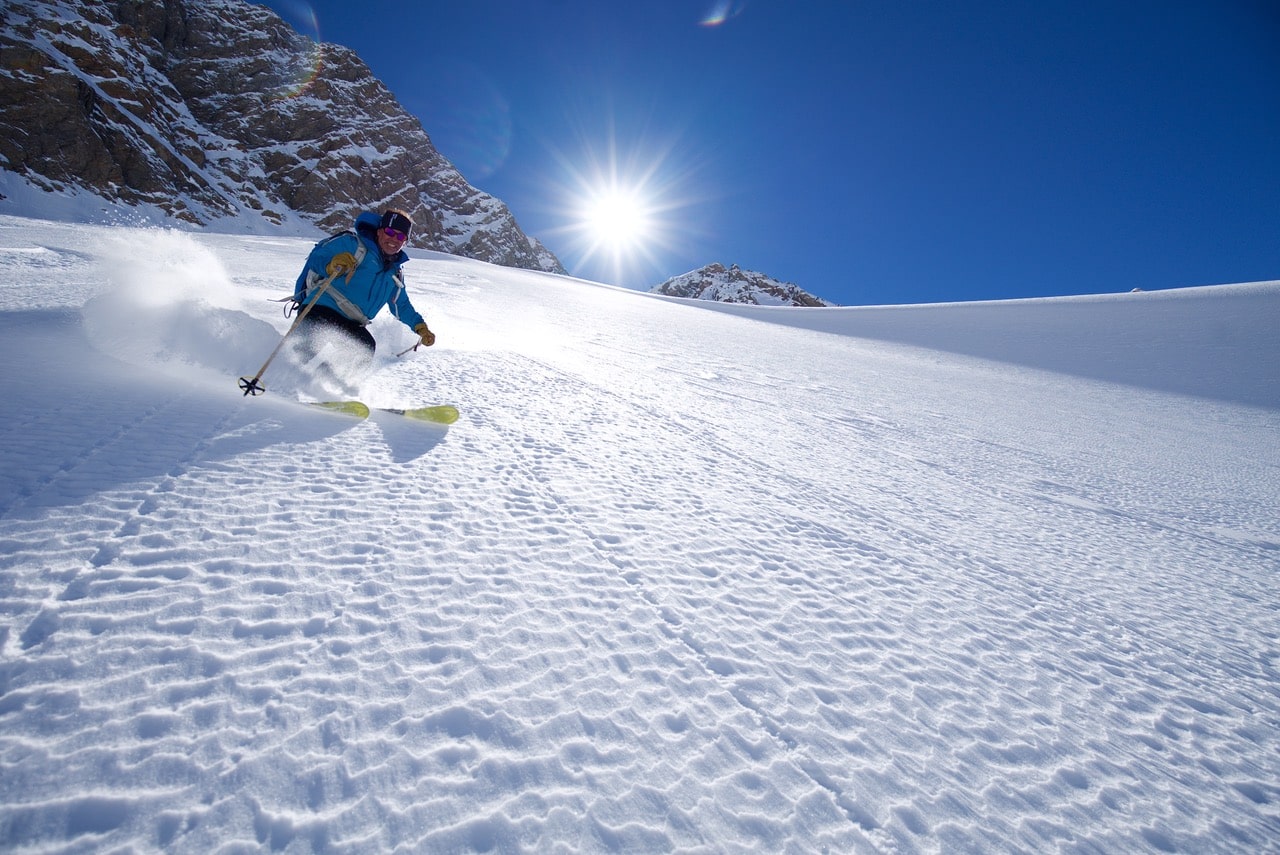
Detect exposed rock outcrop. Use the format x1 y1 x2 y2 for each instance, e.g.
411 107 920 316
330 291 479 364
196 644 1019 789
652 263 835 307
0 0 565 274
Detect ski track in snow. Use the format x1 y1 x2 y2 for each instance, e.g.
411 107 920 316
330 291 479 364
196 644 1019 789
0 216 1278 853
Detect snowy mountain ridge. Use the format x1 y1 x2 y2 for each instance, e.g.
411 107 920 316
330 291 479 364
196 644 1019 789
0 0 564 274
653 262 836 306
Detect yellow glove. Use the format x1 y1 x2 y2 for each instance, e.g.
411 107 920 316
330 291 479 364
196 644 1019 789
414 323 436 347
325 251 358 283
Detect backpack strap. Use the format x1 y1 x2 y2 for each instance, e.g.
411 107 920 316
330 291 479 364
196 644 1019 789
303 267 372 326
298 231 373 325
389 269 405 319
320 229 367 268
349 236 368 268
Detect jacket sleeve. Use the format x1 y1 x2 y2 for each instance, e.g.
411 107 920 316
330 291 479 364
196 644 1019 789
391 283 425 330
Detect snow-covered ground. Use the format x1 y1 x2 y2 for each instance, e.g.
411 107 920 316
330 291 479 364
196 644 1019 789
0 213 1277 853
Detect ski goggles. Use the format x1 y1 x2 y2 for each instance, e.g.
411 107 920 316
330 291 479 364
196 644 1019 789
379 209 414 241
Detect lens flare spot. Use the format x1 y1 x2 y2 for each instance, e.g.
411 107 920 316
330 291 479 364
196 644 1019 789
276 44 325 100
265 0 325 100
270 0 320 38
700 0 746 27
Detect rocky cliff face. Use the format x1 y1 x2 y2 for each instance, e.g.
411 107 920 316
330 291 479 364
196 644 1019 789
0 0 565 274
652 263 835 307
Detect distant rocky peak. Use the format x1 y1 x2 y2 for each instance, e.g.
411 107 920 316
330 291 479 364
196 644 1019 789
651 263 835 307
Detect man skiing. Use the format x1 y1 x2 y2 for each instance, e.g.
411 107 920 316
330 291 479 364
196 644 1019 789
291 208 435 392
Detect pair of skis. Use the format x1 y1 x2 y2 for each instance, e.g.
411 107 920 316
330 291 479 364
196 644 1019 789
311 401 459 425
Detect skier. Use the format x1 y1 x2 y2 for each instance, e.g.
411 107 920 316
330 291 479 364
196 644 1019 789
291 208 435 392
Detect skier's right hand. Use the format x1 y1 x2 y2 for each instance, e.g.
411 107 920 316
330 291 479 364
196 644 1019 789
326 252 358 283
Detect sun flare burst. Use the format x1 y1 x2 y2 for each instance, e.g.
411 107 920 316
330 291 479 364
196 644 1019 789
544 121 707 290
582 187 653 252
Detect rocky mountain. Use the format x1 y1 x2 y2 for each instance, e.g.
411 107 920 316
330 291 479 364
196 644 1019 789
652 263 836 307
0 0 565 274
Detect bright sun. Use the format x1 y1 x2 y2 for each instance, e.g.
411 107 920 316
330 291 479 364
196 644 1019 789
546 121 704 288
584 189 652 249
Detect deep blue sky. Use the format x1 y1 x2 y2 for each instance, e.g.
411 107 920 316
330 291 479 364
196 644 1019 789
258 1 1279 306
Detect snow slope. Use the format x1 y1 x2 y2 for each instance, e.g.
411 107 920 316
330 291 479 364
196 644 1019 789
0 213 1277 853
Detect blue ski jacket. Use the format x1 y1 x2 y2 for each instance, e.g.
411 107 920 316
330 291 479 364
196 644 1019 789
293 211 425 330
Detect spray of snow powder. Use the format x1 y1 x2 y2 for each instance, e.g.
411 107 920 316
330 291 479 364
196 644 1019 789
80 229 276 378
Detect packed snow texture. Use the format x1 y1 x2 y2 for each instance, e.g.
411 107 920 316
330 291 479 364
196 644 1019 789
0 214 1278 853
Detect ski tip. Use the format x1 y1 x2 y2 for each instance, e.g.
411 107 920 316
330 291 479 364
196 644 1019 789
380 405 460 425
306 402 457 425
403 405 460 425
311 401 371 419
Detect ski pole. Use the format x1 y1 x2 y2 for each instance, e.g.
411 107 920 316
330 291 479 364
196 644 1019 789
238 269 341 396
